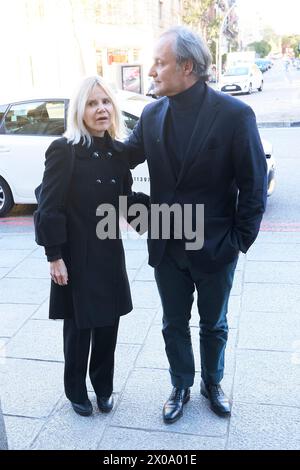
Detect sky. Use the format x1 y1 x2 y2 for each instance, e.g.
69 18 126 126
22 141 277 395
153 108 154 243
237 0 300 35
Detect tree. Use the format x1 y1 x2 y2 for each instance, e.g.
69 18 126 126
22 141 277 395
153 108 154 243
181 0 220 41
181 0 239 64
281 35 300 58
248 40 271 58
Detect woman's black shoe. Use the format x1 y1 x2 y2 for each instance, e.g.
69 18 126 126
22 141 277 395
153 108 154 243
97 395 114 413
71 399 93 416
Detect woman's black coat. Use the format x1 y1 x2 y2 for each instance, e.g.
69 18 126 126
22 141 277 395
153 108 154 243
34 134 148 329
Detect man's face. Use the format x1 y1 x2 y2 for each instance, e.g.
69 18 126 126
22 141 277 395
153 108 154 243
148 35 188 97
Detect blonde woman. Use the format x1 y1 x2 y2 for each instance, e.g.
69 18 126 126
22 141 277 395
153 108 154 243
34 76 148 416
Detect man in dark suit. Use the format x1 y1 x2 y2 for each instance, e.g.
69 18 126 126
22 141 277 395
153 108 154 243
125 26 267 423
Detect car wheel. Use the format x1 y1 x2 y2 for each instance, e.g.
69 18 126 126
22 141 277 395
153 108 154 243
248 83 253 94
258 81 263 92
0 177 14 217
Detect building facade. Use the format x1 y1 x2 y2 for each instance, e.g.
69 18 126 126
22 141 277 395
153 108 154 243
1 0 181 96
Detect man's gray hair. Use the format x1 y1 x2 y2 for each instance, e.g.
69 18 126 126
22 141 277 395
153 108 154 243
161 26 212 80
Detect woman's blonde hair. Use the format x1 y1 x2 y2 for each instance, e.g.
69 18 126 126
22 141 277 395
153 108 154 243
64 75 125 146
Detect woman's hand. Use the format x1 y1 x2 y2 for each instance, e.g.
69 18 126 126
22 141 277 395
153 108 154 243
50 259 68 286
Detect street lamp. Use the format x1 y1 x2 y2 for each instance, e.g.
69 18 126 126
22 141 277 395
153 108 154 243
217 1 237 82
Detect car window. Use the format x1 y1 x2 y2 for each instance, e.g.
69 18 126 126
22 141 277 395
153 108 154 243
224 67 249 76
122 111 138 132
0 104 8 124
4 100 65 136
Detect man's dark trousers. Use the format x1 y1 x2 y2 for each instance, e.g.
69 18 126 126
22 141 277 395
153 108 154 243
154 240 238 388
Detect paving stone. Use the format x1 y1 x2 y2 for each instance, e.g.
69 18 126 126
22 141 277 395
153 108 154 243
234 350 300 407
98 426 226 450
0 304 38 337
124 250 148 269
227 296 242 329
118 308 157 345
7 258 49 279
131 281 160 309
238 310 300 352
31 394 114 450
0 358 64 418
255 231 300 244
111 369 229 437
245 261 300 284
242 283 300 313
236 253 246 271
0 235 37 250
0 338 9 357
0 267 10 279
227 402 300 450
0 250 32 268
127 269 137 283
135 264 155 281
0 278 49 304
6 320 63 362
4 416 45 450
29 247 45 259
122 238 147 251
31 299 49 320
247 243 300 262
231 270 243 295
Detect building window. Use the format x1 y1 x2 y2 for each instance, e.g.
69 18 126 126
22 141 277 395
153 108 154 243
159 0 164 21
107 49 128 65
96 50 103 76
133 49 140 61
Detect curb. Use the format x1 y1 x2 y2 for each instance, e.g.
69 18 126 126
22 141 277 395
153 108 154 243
258 121 300 128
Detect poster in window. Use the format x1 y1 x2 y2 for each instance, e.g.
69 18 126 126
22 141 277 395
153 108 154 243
121 65 142 94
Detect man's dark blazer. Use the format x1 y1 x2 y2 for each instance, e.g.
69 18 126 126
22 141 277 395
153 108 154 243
125 84 268 272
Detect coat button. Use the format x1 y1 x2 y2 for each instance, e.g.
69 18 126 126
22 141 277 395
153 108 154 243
96 179 102 184
107 152 112 158
111 178 116 184
92 151 100 158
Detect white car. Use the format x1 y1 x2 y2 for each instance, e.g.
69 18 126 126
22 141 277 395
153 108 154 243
0 90 274 216
219 63 264 95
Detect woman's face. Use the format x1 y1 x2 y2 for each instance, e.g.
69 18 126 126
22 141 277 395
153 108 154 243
83 84 114 137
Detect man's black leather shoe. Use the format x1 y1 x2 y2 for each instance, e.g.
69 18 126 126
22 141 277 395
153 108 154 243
97 395 114 413
71 399 93 416
200 380 231 416
163 387 190 424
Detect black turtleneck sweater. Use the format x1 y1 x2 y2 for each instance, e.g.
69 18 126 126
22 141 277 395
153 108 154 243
165 80 206 177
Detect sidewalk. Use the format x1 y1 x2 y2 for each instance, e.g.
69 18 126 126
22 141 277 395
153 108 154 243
0 226 300 450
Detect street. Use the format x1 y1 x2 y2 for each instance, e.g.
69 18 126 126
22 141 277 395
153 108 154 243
260 127 300 230
214 58 300 123
236 59 300 123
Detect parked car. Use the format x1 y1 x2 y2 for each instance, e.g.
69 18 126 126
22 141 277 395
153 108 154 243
0 90 275 216
218 63 263 94
255 59 269 73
